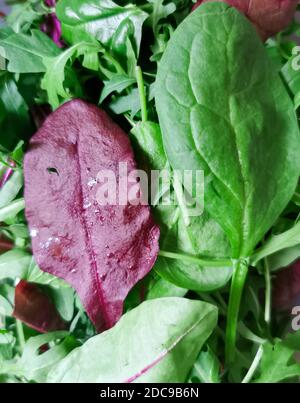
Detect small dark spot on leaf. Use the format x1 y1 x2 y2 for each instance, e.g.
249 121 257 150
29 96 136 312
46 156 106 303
47 167 59 176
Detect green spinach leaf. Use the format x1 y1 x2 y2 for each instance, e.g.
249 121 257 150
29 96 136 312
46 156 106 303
56 0 147 64
47 298 218 383
155 3 300 258
0 74 32 151
131 121 232 291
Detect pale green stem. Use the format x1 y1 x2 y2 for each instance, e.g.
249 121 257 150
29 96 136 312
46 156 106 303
16 319 25 353
242 345 264 384
159 250 232 268
264 258 272 325
136 66 148 122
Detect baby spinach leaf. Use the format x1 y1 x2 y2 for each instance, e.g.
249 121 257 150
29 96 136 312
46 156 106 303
48 286 75 322
0 74 32 151
155 213 233 292
0 29 61 73
131 121 232 291
56 0 147 61
24 100 159 332
146 274 187 300
47 298 218 383
155 2 300 258
0 249 32 281
0 170 23 209
254 332 300 383
0 198 25 223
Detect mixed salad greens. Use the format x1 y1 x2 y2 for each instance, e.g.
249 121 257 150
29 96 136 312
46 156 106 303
1 0 300 384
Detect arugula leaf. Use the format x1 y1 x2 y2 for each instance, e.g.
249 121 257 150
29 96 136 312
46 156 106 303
189 346 221 383
109 87 141 116
6 0 42 34
0 29 61 73
47 298 218 383
252 220 300 265
1 331 77 383
100 74 136 103
147 0 176 34
0 331 15 361
267 245 300 271
156 3 300 258
254 332 300 383
41 42 101 108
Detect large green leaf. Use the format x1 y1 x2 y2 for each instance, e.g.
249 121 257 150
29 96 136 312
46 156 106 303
131 121 232 291
48 298 218 383
155 3 300 258
0 30 60 73
56 0 147 61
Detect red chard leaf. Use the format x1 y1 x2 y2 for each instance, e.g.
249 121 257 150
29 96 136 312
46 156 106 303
24 100 160 332
13 280 66 333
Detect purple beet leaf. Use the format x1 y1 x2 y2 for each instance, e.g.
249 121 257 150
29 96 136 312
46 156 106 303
24 99 160 332
13 280 67 333
41 0 64 48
